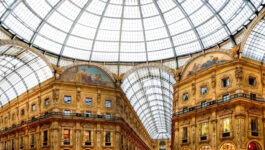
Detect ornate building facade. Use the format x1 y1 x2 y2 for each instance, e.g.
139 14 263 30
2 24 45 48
0 65 154 150
172 48 265 150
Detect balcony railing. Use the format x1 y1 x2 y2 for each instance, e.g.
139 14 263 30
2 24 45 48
173 93 265 117
0 112 151 150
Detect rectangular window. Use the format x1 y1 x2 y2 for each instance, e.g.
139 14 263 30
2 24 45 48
64 129 70 145
201 101 207 108
85 98 92 106
222 94 230 102
223 118 230 137
183 107 188 113
64 110 71 116
84 131 92 146
105 113 111 119
43 130 48 146
32 104 36 112
201 123 208 141
249 77 256 86
250 93 256 100
182 127 188 143
86 111 92 118
12 139 15 150
45 98 50 106
183 93 189 101
64 96 71 104
105 100 111 108
31 134 35 148
12 113 15 120
121 135 123 148
222 78 230 87
21 109 25 116
20 137 23 149
105 131 111 146
251 118 258 136
5 141 7 150
201 87 207 95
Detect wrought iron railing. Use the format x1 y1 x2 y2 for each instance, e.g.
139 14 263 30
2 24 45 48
173 93 264 117
0 112 151 150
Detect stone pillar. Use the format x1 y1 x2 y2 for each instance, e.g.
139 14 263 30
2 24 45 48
115 125 121 150
235 105 246 149
173 122 179 150
75 122 81 150
191 117 196 150
50 121 59 150
211 111 217 150
36 125 40 150
96 123 101 150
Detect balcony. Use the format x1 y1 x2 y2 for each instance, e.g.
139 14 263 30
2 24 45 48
173 93 265 117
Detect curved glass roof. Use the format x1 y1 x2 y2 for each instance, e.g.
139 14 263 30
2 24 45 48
0 0 263 63
121 68 175 139
243 16 265 62
0 45 53 106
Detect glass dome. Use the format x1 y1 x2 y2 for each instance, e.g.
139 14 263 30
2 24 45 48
0 0 263 62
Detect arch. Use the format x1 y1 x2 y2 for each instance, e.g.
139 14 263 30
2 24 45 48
181 50 234 79
0 44 53 106
61 63 115 82
247 141 263 150
181 146 191 150
121 67 175 139
219 142 236 150
121 63 175 82
59 64 115 88
0 40 54 72
241 8 265 62
199 145 212 150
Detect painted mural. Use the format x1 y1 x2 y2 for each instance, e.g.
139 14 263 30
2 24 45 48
60 66 114 87
182 52 233 79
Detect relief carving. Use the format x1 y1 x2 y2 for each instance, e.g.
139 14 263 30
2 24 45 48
235 66 243 82
192 83 196 95
113 73 124 88
211 73 216 88
52 89 59 105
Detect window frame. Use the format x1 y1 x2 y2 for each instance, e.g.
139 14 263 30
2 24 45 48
64 96 72 104
105 100 111 108
201 87 208 95
85 97 92 106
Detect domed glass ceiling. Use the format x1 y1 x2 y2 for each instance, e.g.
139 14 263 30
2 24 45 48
0 0 263 62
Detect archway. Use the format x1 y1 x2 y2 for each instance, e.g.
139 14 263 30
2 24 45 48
181 147 191 150
220 143 235 150
248 141 262 150
200 145 212 150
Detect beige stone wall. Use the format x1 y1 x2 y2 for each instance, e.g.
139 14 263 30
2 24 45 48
172 56 265 150
0 67 153 150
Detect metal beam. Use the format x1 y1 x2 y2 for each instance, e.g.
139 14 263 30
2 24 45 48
138 0 149 63
57 0 93 66
30 0 66 44
0 0 21 21
89 0 111 62
117 0 125 75
173 0 205 51
202 0 236 46
153 0 179 68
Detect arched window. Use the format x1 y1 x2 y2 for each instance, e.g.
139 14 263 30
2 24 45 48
248 141 262 150
220 143 235 150
200 145 212 150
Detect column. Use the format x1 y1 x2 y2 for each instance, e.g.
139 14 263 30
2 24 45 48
50 121 59 150
115 125 121 150
75 122 81 150
211 111 217 150
235 105 246 149
96 123 101 150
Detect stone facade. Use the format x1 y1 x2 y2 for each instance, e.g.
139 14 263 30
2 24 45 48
0 65 153 150
172 50 265 150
